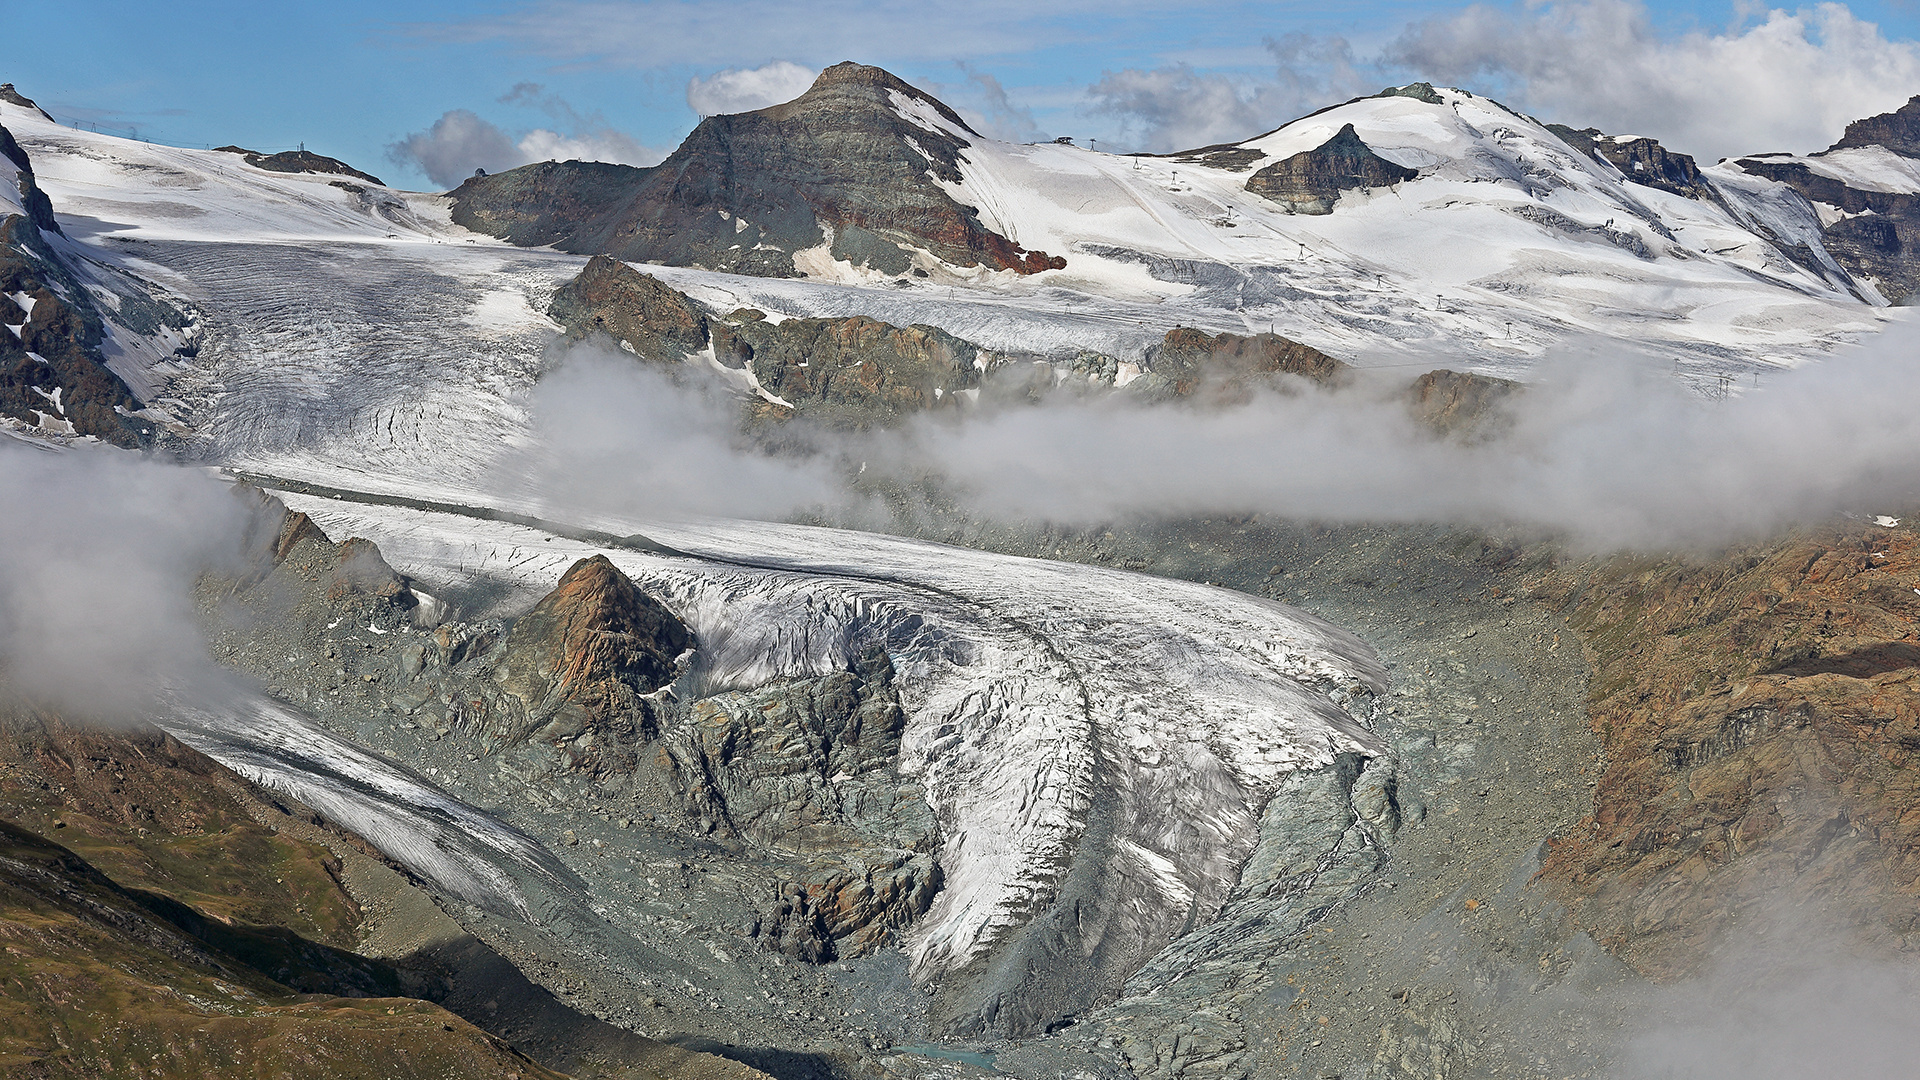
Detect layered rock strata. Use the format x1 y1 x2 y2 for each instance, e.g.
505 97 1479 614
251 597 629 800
1548 126 1712 200
452 62 1063 277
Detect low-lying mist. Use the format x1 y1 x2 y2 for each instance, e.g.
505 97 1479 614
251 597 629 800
505 344 839 521
1610 917 1920 1079
0 443 244 721
512 321 1920 553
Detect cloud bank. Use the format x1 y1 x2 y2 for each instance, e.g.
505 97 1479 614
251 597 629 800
0 445 245 721
499 342 839 522
1387 0 1920 161
1082 1 1920 159
687 62 819 116
513 320 1920 553
388 85 666 188
1088 35 1373 152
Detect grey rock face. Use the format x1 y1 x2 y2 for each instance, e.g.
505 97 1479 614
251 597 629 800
1718 95 1920 302
1548 126 1711 199
452 62 1065 278
659 645 941 960
736 314 983 427
542 256 1112 428
1737 155 1920 301
1245 124 1418 215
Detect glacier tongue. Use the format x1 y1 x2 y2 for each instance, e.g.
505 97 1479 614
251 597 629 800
279 493 1386 996
158 687 578 922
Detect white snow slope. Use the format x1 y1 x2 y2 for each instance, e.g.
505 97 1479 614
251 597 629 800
849 83 1886 377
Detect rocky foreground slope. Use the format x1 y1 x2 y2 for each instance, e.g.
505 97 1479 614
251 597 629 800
1536 522 1920 977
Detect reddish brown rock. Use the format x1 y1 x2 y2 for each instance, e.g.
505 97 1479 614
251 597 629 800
547 254 710 363
1532 525 1920 978
1406 368 1520 439
328 538 412 604
496 555 689 753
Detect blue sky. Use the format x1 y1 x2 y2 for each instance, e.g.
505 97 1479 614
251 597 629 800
7 1 1920 189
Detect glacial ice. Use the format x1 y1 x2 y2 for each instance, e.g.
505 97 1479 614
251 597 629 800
160 688 579 922
278 494 1386 978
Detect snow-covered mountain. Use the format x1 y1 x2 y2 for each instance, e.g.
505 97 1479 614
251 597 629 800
451 65 1910 381
8 63 1920 1054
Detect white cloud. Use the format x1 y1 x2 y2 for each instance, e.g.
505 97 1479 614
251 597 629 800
1085 35 1375 152
389 94 667 189
686 61 820 116
0 446 245 721
1386 1 1920 160
388 109 524 188
515 127 660 166
947 64 1047 143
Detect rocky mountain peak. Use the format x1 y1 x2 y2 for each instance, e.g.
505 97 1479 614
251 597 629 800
0 83 52 122
495 555 690 752
780 60 980 138
1829 94 1920 158
451 61 1062 278
1244 122 1418 214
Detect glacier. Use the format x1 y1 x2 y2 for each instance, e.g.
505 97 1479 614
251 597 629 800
0 81 1904 1030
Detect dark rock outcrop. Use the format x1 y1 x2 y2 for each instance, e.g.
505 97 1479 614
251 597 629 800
495 555 690 758
0 124 145 443
1831 94 1920 157
1 122 59 236
1245 123 1418 214
0 83 53 122
1168 145 1265 171
1145 326 1346 399
217 146 384 186
1549 125 1710 199
452 61 1064 278
548 254 710 363
544 255 1091 428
